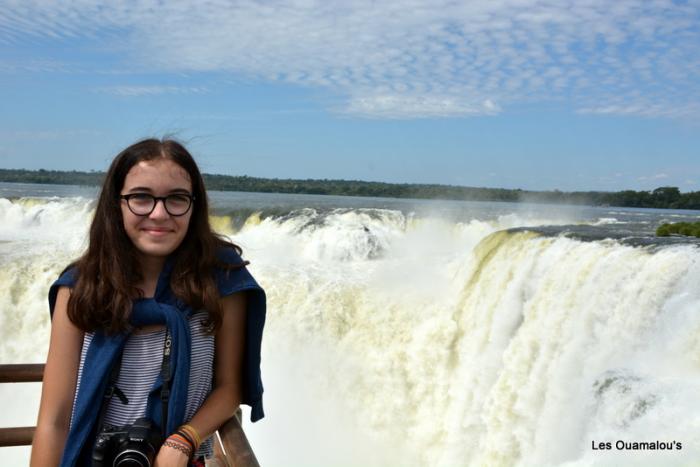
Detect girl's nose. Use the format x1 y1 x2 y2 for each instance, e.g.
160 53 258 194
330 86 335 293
149 198 170 219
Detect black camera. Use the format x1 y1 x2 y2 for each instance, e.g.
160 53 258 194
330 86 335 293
92 417 163 467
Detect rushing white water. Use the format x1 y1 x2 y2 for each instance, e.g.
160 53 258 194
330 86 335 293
1 194 699 466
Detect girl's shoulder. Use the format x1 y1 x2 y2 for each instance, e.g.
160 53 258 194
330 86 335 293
215 244 245 265
54 264 78 286
48 264 78 317
214 246 264 298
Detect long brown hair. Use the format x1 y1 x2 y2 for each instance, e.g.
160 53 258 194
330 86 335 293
67 138 244 335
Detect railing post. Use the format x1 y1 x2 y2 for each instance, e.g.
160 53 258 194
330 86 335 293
217 408 261 467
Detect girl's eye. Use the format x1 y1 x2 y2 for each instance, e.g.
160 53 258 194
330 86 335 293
167 194 190 206
131 194 153 204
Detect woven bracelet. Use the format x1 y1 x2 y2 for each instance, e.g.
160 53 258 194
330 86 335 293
176 429 197 451
163 439 193 459
180 424 202 447
170 433 193 449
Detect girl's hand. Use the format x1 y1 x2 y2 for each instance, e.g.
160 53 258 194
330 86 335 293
153 442 190 467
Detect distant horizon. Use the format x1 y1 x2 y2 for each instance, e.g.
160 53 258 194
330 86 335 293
2 1 699 192
1 167 696 196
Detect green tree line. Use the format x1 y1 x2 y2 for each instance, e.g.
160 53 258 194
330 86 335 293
1 168 699 210
656 222 700 237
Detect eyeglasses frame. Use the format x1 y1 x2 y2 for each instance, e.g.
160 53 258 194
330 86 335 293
119 193 196 217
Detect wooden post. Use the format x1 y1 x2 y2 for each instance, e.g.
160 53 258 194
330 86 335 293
212 431 233 467
217 410 260 467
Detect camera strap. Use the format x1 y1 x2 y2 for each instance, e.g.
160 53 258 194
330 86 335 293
95 328 173 438
159 329 173 438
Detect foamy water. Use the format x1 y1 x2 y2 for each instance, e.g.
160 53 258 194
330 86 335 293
1 185 699 466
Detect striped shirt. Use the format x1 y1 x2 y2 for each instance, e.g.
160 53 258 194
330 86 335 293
70 310 215 458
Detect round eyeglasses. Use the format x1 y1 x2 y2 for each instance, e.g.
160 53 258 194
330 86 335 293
120 193 195 217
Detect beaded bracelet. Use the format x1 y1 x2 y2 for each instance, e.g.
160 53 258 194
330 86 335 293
163 438 193 459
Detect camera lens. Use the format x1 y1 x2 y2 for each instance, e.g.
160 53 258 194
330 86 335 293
114 449 151 467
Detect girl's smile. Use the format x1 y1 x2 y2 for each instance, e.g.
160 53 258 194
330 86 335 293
142 227 174 236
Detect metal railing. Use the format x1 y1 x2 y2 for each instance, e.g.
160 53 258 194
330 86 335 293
0 364 259 467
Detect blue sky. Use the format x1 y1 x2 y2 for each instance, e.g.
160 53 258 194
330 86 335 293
0 0 699 191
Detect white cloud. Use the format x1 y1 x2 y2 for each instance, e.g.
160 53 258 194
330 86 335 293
637 172 669 181
342 95 500 119
1 0 699 119
95 85 208 96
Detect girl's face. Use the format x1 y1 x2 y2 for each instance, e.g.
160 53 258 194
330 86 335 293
120 158 193 262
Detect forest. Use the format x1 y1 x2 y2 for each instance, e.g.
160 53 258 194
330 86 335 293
1 168 699 210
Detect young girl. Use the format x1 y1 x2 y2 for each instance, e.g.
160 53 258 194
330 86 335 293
30 139 266 467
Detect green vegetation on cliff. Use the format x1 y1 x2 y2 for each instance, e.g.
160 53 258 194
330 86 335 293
1 168 700 210
656 222 700 237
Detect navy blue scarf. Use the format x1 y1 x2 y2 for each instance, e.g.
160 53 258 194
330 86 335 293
49 248 266 467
